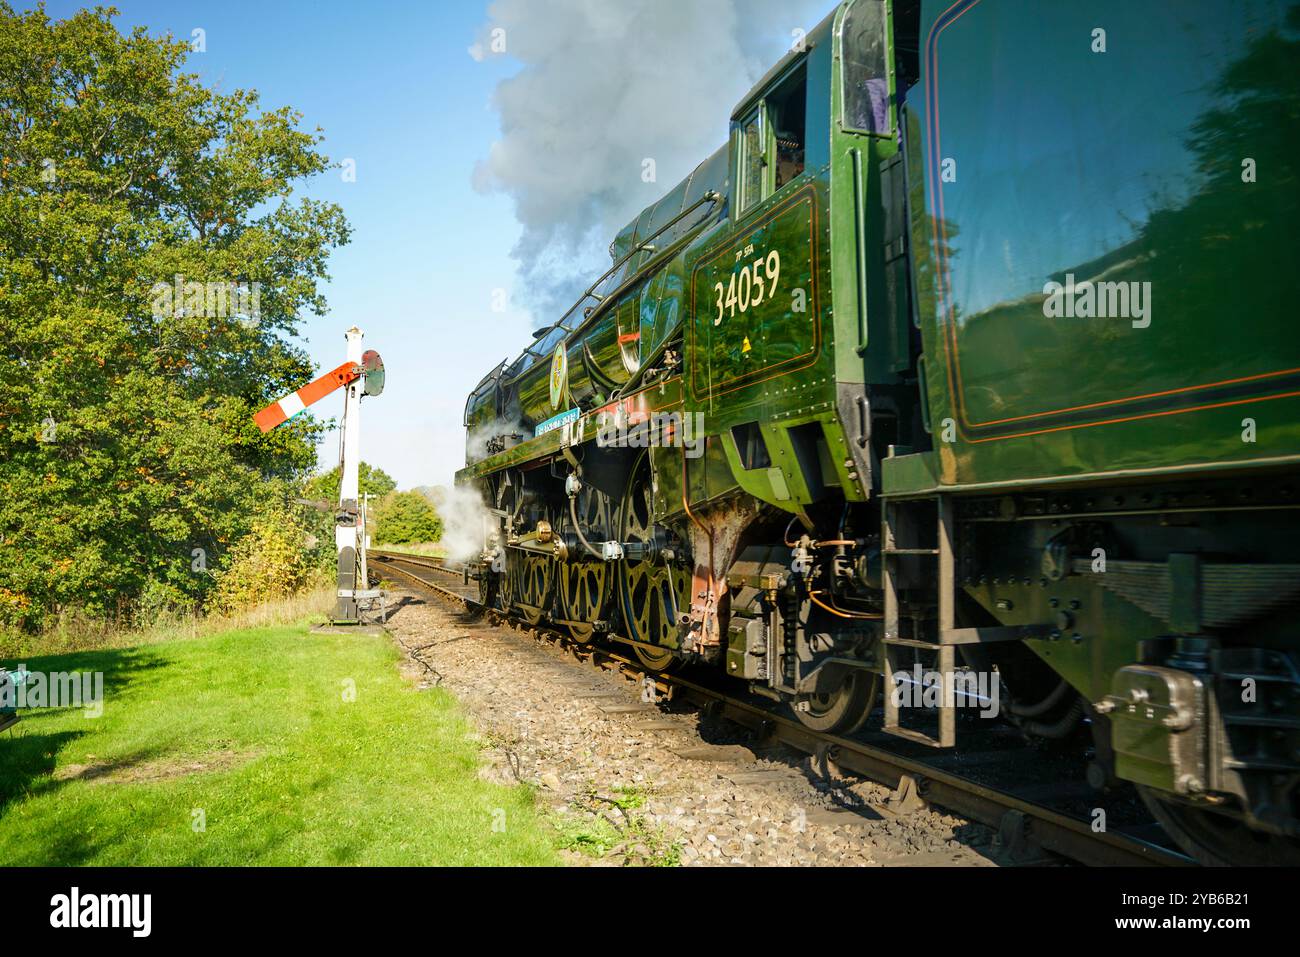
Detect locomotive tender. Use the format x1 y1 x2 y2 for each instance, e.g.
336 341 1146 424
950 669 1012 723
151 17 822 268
457 0 1300 865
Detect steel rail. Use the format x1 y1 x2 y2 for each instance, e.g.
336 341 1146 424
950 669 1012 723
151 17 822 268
368 549 1191 868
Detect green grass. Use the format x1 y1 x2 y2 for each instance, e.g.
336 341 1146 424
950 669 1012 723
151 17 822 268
0 621 561 865
554 810 623 857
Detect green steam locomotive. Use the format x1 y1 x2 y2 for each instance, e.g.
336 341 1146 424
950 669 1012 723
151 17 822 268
457 0 1300 865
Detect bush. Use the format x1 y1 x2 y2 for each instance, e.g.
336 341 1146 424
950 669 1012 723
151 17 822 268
208 505 317 615
0 588 32 629
373 491 443 545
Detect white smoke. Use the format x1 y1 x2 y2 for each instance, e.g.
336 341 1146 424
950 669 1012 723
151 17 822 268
431 483 497 564
471 0 832 321
465 416 528 465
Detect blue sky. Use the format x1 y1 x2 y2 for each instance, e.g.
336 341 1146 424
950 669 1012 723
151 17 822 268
35 0 534 490
37 0 831 490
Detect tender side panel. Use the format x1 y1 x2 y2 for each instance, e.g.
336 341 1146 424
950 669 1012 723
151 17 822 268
910 0 1300 485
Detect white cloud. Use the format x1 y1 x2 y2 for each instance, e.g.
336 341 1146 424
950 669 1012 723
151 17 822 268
471 0 830 319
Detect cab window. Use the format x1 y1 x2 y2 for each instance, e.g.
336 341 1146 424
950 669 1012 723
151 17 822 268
842 0 891 133
737 61 808 217
739 107 765 214
768 66 807 190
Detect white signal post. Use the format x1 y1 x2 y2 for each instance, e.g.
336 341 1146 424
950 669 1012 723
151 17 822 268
253 325 385 625
334 326 370 622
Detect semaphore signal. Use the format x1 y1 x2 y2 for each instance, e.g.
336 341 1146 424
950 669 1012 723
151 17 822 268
253 326 385 624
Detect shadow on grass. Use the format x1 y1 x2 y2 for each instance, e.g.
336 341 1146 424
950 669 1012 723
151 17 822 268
0 728 87 810
0 644 172 816
34 817 118 867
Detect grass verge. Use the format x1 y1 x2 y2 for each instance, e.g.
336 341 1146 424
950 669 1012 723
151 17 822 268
0 586 337 660
0 619 560 865
554 784 681 866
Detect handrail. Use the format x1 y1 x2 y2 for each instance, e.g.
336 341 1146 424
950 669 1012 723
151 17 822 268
505 190 723 386
851 147 869 356
568 189 721 330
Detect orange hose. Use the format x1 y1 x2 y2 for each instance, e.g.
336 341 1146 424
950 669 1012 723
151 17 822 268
808 590 883 620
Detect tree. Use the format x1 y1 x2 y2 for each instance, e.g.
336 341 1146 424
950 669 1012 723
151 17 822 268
299 463 399 562
303 462 397 506
0 5 350 627
373 491 443 545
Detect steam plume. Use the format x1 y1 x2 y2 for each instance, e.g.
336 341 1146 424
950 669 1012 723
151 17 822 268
471 0 831 322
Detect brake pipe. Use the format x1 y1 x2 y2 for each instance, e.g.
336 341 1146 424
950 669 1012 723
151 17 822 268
566 473 605 559
808 590 882 621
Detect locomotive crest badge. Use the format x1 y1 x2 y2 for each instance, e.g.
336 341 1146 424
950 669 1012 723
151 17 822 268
549 342 567 409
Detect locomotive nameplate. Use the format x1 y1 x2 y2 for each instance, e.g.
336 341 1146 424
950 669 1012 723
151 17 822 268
689 186 821 404
534 406 579 438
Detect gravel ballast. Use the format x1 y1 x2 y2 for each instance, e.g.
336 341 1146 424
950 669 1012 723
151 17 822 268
382 589 1002 867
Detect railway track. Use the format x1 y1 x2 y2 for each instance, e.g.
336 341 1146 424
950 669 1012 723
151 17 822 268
369 548 1192 868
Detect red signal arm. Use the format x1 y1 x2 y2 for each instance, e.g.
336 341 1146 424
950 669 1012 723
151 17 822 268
253 361 361 433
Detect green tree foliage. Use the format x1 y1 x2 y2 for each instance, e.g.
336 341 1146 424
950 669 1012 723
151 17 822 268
304 462 397 506
208 502 316 615
0 5 350 627
373 491 443 545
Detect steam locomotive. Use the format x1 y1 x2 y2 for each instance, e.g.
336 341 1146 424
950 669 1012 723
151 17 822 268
457 0 1300 865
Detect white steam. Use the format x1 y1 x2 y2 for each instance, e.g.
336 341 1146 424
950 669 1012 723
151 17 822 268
471 0 831 321
430 483 497 564
465 417 528 465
